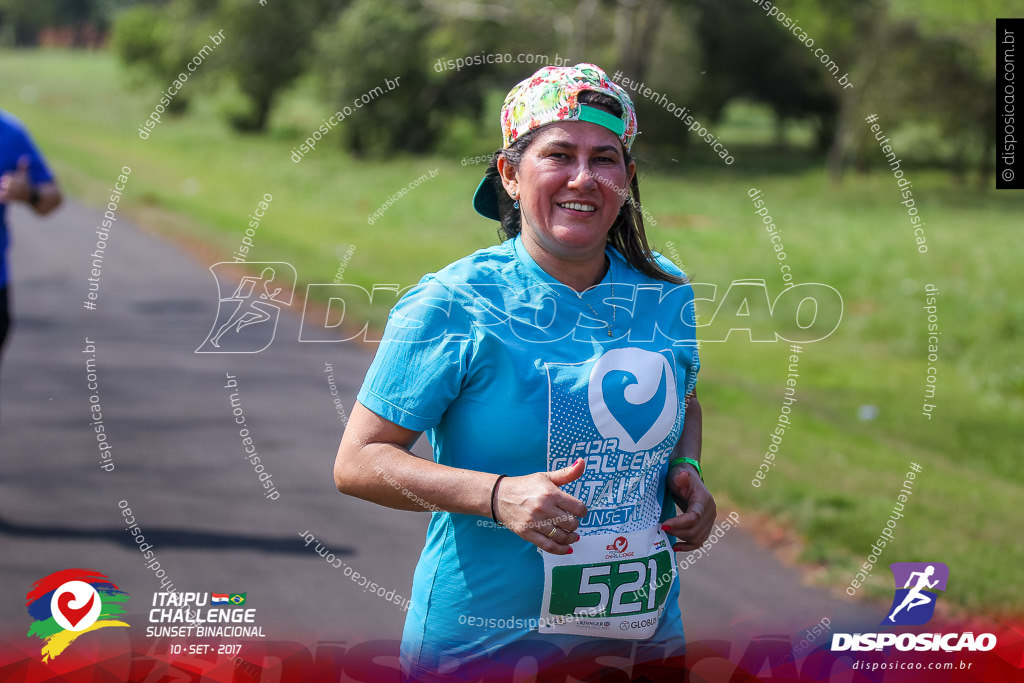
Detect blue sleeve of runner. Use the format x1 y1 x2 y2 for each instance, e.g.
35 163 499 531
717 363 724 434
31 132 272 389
11 123 55 186
357 276 474 432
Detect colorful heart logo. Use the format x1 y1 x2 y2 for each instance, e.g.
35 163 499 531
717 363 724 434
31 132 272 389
26 569 130 662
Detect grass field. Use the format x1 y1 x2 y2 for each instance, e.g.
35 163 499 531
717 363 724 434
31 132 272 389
3 48 1022 615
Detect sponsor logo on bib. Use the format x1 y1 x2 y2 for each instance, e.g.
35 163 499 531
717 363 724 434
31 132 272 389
606 536 628 552
604 535 633 559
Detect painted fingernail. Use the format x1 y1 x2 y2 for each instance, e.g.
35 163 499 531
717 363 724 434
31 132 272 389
661 524 671 532
566 547 573 554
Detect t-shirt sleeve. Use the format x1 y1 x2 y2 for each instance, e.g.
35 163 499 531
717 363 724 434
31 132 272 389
10 122 55 186
356 276 474 432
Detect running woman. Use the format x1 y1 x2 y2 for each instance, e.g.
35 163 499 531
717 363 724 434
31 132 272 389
334 63 714 681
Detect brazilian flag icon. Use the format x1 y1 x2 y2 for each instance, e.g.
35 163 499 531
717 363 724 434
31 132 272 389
229 593 246 605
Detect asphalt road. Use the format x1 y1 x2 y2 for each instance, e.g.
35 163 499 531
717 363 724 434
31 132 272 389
0 199 877 662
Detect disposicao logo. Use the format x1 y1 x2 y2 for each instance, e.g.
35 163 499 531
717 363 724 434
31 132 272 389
831 562 996 653
25 569 129 662
883 562 947 626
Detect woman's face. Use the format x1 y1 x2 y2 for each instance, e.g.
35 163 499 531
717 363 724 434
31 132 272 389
500 121 635 261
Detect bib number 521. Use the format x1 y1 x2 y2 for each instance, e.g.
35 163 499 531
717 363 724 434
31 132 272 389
550 552 673 618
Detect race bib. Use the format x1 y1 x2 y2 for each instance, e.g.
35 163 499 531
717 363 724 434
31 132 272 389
538 525 675 639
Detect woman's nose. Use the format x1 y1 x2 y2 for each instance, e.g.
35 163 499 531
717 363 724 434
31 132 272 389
567 164 597 190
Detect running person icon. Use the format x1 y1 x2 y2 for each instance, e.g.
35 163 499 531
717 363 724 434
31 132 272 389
887 564 939 622
210 267 284 348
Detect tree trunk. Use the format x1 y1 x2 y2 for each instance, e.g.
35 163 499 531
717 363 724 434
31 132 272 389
254 92 274 133
615 0 664 82
827 5 889 182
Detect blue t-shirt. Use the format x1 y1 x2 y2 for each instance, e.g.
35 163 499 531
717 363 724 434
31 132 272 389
357 233 700 675
1 110 56 287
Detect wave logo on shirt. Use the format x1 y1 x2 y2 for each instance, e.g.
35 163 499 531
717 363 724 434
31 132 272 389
588 348 677 452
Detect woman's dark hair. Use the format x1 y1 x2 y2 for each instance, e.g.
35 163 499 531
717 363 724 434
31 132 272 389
483 90 686 285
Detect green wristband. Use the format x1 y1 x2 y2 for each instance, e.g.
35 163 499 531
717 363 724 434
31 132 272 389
668 456 703 482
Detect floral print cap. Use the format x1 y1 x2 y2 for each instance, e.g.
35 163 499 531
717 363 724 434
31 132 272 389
500 63 638 151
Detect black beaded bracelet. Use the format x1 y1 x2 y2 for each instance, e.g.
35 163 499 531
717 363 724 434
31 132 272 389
490 474 507 527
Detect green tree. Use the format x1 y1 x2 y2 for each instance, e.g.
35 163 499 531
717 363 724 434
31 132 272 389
315 0 433 154
110 1 216 114
216 0 342 132
786 0 1006 183
692 0 842 154
317 0 528 155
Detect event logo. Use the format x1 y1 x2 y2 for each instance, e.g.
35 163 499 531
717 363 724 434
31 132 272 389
196 263 296 353
588 348 677 452
606 536 629 553
832 562 996 653
25 569 129 662
883 562 948 626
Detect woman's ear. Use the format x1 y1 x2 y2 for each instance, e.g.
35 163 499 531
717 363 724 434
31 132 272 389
496 154 519 200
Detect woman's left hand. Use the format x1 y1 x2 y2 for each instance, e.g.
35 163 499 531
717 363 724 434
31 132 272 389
661 466 716 552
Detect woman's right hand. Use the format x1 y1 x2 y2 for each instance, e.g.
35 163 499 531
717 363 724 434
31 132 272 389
492 458 588 554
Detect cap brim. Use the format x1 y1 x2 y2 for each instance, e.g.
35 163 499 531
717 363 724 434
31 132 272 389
472 169 501 221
